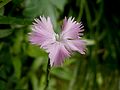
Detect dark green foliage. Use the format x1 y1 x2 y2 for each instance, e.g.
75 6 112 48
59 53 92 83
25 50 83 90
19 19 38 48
0 0 120 90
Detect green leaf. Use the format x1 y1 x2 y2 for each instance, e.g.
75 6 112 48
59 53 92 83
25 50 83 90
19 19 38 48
92 2 103 27
12 30 24 54
84 39 95 45
51 68 72 80
31 57 45 71
29 73 39 90
12 57 22 79
15 77 28 89
0 0 11 8
27 45 47 58
0 29 13 38
23 0 65 28
78 0 85 20
50 0 67 11
84 1 92 30
0 81 6 90
0 7 4 15
39 75 45 90
0 16 32 25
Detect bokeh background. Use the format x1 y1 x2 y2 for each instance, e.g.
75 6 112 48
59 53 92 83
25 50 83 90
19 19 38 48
0 0 120 90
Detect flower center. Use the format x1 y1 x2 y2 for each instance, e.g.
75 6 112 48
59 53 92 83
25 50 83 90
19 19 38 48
55 34 61 42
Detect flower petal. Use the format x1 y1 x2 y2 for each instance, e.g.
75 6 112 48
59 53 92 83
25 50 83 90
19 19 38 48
61 17 84 40
29 16 56 46
65 39 86 54
47 42 70 66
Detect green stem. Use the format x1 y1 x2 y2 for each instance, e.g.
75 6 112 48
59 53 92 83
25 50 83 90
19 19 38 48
44 58 51 90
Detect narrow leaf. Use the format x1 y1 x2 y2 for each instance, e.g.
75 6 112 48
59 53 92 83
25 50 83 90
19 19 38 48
12 57 22 79
0 29 13 38
0 16 32 25
0 0 11 8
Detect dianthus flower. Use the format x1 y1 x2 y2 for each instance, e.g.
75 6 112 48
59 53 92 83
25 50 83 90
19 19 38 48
29 16 86 66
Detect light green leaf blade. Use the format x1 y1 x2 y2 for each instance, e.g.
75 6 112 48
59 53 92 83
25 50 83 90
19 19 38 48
12 56 22 79
0 16 32 25
0 0 11 8
23 0 66 28
0 29 13 38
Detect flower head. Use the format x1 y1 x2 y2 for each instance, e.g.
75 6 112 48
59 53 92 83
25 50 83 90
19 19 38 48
29 16 86 66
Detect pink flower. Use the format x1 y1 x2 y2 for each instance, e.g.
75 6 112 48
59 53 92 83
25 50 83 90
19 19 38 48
29 16 86 66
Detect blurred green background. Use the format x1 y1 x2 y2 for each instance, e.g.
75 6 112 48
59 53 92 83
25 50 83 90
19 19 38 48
0 0 120 90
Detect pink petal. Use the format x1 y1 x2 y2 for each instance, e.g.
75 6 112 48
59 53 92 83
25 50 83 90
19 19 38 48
65 39 86 54
29 16 86 67
29 32 47 45
29 16 56 47
61 17 84 39
47 42 70 66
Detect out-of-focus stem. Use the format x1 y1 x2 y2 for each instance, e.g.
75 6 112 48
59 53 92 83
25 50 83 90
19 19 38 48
68 59 81 90
44 58 50 90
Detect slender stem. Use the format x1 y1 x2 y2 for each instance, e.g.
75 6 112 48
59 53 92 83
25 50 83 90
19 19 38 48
44 58 51 90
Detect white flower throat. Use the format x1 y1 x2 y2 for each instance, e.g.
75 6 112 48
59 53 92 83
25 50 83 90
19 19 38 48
55 34 61 41
55 33 62 42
